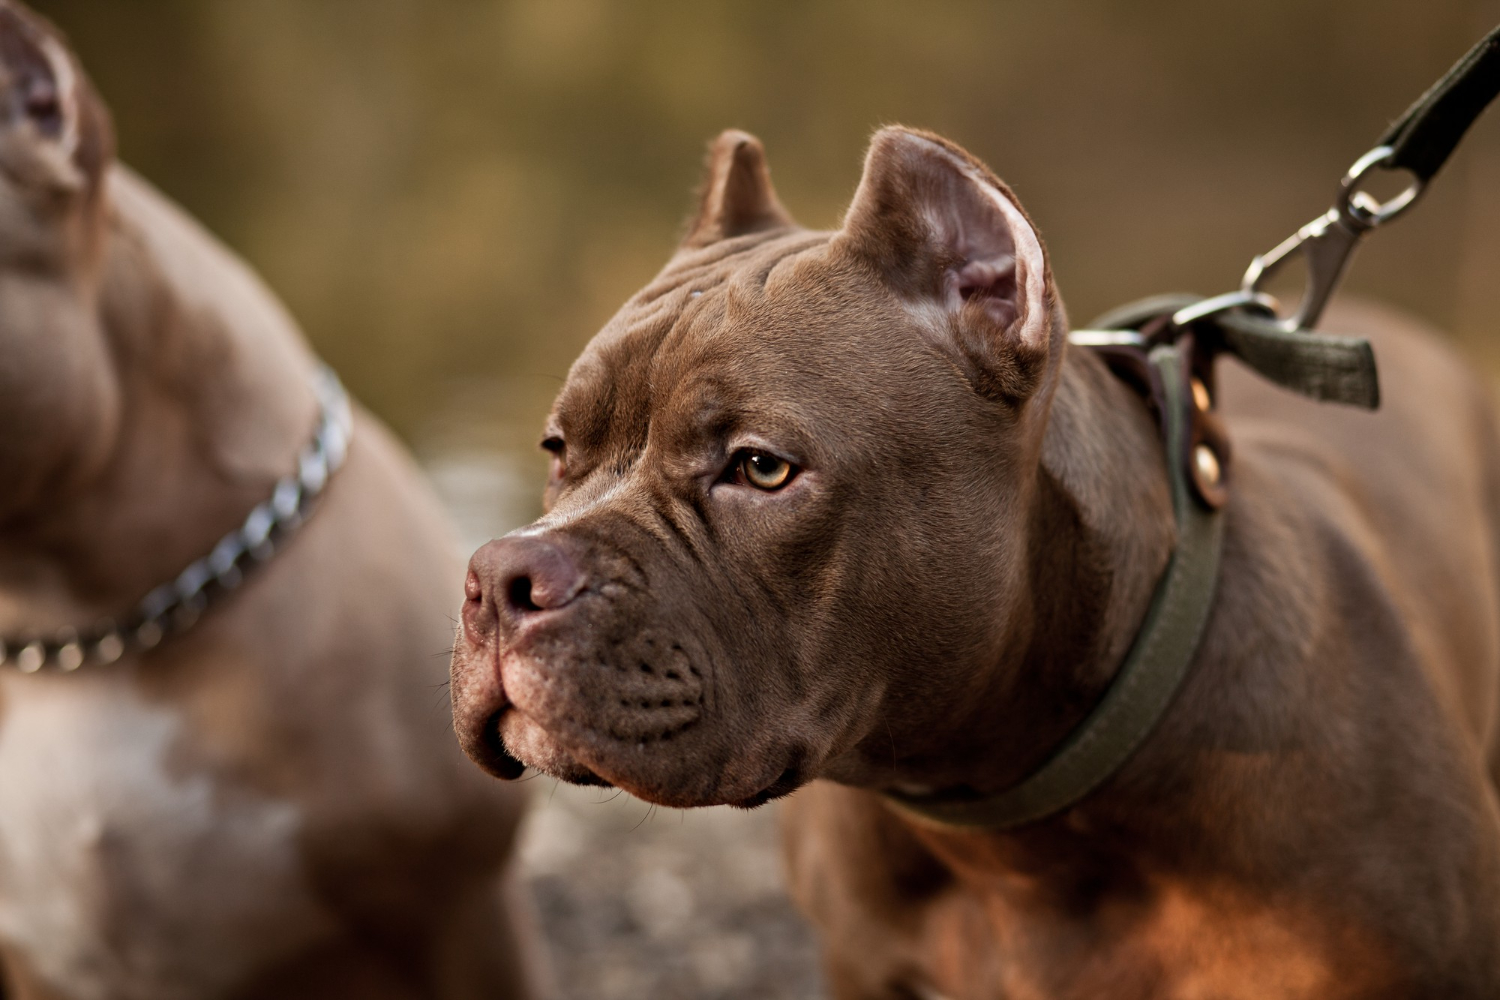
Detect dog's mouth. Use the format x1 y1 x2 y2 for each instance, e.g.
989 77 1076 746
486 701 806 809
452 614 810 807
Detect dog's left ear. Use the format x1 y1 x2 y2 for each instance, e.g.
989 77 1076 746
0 1 113 194
682 129 795 248
838 127 1057 399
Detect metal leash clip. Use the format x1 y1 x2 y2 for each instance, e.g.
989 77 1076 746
1240 144 1425 333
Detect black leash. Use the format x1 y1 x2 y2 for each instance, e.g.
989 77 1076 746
889 23 1500 831
1380 24 1500 185
1073 21 1500 508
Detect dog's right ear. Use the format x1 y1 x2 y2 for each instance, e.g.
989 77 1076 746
837 127 1058 401
0 1 111 193
681 129 795 248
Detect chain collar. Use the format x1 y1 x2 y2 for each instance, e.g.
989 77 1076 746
0 367 353 674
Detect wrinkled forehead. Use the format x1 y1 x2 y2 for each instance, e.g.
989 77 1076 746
552 227 944 456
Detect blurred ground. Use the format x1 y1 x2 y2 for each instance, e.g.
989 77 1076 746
515 786 822 1000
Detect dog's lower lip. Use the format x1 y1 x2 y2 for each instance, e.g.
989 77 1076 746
493 704 615 787
726 764 804 810
481 708 528 780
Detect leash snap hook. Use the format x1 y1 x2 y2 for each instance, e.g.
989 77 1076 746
1241 144 1425 334
1338 144 1424 227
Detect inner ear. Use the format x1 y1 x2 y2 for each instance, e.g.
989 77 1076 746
0 2 116 199
0 4 67 138
931 171 1021 331
840 127 1052 356
682 129 795 248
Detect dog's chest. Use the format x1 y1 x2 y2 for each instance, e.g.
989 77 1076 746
0 675 334 1000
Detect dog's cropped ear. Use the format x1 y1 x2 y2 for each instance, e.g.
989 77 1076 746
838 126 1057 399
0 1 112 193
682 129 794 248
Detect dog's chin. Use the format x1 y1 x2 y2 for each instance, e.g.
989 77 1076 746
496 707 806 809
497 709 613 787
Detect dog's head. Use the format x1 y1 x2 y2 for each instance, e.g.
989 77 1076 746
0 0 117 520
0 0 111 260
452 127 1074 808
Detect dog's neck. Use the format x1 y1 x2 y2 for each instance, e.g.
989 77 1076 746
848 341 1178 804
1014 342 1180 770
0 165 317 634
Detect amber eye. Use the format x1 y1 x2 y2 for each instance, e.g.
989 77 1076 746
738 450 795 491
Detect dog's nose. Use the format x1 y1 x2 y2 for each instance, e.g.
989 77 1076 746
466 535 586 632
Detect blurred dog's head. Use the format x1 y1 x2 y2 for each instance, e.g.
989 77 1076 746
0 0 117 520
0 0 111 248
452 127 1071 807
0 0 311 540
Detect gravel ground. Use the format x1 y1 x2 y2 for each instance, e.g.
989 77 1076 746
514 783 826 1000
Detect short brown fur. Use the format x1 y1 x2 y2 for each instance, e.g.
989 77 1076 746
452 124 1500 997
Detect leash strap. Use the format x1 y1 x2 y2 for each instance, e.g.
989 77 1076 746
1085 292 1380 410
885 345 1224 829
1379 24 1500 183
1213 311 1378 409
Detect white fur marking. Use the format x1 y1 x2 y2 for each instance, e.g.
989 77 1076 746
0 678 334 1000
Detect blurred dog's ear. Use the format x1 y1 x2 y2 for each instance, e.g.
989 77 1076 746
0 1 112 192
682 130 794 248
837 126 1057 399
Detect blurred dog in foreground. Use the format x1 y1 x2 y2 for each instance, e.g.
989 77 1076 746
0 3 534 998
452 122 1500 997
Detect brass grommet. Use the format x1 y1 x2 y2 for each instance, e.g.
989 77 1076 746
1191 377 1211 412
1194 443 1222 486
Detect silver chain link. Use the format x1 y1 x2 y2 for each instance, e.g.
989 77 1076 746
0 367 353 674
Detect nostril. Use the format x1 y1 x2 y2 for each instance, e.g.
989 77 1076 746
507 575 541 614
471 534 585 621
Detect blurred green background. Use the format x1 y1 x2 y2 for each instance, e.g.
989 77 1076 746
30 0 1500 533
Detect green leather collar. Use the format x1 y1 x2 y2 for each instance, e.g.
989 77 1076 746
884 343 1225 830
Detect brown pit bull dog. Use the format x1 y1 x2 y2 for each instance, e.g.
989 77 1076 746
0 4 535 998
451 122 1500 997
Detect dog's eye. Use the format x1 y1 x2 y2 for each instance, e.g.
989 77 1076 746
541 435 566 476
736 450 795 491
